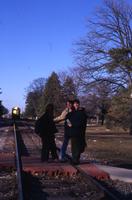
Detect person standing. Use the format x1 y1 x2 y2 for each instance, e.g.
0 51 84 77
54 100 73 161
54 100 73 122
35 104 58 162
66 99 87 165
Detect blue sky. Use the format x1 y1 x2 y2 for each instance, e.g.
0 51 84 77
0 0 131 112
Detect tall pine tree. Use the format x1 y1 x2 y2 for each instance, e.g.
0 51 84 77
41 72 64 115
62 76 77 101
24 78 45 118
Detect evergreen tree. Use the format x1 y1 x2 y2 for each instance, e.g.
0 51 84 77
24 78 45 118
0 100 9 117
107 88 131 130
62 76 77 101
0 89 8 117
24 92 39 118
41 72 64 115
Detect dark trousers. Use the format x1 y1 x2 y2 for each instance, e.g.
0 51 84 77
41 136 58 161
71 136 81 164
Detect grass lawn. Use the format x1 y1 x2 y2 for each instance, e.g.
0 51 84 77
83 126 132 169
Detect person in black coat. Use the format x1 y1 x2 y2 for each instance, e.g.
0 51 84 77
65 99 87 164
35 104 58 162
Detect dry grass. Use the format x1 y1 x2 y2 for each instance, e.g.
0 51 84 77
84 126 132 168
86 125 129 135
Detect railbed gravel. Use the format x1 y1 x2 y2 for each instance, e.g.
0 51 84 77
100 179 132 200
23 171 104 200
0 168 17 200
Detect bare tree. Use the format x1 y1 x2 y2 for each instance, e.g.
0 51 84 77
73 0 132 91
80 82 111 125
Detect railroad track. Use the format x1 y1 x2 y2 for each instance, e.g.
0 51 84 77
0 119 131 200
14 121 106 200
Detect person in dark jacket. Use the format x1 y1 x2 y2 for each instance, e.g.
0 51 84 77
66 99 87 164
35 104 58 162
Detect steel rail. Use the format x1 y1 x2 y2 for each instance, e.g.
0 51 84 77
75 165 119 200
57 148 120 200
13 122 24 200
17 122 120 200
